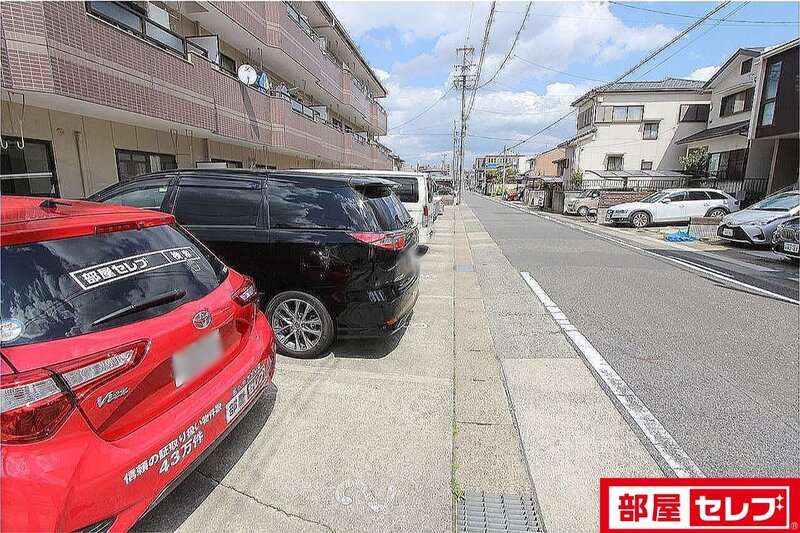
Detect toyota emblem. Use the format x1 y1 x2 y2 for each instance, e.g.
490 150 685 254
192 310 212 330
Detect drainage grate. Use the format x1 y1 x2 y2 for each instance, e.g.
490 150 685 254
457 492 544 533
454 264 475 272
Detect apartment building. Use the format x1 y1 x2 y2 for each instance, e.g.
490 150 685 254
558 79 709 185
0 1 393 199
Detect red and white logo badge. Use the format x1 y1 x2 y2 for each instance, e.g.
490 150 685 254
601 478 800 532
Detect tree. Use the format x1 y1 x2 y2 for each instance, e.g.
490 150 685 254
570 168 584 190
679 147 710 176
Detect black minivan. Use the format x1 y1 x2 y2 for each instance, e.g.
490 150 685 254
90 169 420 358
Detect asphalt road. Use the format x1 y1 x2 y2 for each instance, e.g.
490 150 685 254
466 193 799 477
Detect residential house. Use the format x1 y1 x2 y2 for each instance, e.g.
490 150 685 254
558 79 710 188
747 39 798 194
675 48 761 189
0 1 394 199
523 147 565 177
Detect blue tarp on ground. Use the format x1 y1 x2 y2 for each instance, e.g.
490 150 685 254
664 231 698 242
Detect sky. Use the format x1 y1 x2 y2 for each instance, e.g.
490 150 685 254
328 1 800 167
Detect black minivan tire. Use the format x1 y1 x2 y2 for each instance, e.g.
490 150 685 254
266 291 334 358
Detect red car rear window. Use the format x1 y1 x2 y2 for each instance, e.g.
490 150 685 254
1 224 227 347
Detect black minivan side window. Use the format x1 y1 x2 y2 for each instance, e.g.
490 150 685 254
268 177 361 230
103 178 171 210
174 179 262 227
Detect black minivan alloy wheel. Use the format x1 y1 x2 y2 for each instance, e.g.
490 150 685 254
267 291 334 358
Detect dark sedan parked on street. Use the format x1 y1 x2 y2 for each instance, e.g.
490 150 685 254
90 170 420 358
773 216 800 261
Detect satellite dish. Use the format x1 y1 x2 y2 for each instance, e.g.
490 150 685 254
237 64 258 85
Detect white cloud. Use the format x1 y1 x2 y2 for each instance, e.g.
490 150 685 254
687 65 720 82
329 1 684 164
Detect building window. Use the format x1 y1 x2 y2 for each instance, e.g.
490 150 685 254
85 2 185 56
211 158 243 168
740 58 753 75
760 60 782 126
577 106 594 129
596 106 643 123
709 148 748 180
679 104 710 122
606 155 624 171
116 149 177 181
640 161 653 170
719 88 754 117
219 53 236 76
1 138 59 197
643 122 659 140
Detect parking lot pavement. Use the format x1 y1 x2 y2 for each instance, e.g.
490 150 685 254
136 213 456 533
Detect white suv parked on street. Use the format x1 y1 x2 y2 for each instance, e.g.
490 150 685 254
606 188 739 228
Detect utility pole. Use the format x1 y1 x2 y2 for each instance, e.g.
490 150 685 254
501 145 507 198
452 119 458 182
454 46 475 204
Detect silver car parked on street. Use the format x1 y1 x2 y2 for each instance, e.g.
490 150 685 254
717 191 800 245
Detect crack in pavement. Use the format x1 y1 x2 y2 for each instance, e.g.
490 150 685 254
196 470 333 531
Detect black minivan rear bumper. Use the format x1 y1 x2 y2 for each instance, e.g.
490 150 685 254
336 276 419 338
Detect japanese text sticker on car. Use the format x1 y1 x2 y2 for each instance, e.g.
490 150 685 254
69 247 199 290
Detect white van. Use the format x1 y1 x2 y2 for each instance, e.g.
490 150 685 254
286 170 435 244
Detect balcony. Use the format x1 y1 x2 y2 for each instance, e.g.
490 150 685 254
85 2 185 57
371 101 388 134
348 76 371 119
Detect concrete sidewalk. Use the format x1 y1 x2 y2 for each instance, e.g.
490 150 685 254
458 202 662 533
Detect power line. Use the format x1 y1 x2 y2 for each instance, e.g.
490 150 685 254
465 2 496 119
504 1 734 152
388 86 453 132
512 54 607 83
635 2 749 80
477 2 533 89
609 1 797 24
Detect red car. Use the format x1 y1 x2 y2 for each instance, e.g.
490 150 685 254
1 197 276 532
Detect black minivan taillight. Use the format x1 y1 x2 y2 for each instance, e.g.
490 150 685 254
349 231 407 250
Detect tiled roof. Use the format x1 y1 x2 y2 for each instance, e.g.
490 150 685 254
571 78 704 106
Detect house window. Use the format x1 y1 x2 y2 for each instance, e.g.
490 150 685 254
116 149 177 181
1 137 59 197
577 106 594 129
679 104 710 122
740 58 753 75
606 155 624 171
595 105 643 123
210 158 243 168
640 161 653 171
719 88 754 117
709 149 748 180
219 53 236 76
643 122 659 140
760 60 782 126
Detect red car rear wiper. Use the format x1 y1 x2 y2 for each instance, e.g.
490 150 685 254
91 289 186 327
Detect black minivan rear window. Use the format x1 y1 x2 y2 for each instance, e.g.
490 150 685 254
389 177 419 203
1 225 227 347
356 185 413 232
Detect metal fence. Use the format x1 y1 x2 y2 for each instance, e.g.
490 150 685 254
575 175 770 202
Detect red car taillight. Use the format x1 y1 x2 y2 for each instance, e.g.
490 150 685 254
55 340 149 401
349 232 407 250
1 340 149 444
232 276 259 307
1 370 73 444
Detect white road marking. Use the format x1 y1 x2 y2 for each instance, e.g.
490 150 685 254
485 196 798 305
520 271 705 478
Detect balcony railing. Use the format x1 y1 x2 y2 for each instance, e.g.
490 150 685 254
86 1 185 56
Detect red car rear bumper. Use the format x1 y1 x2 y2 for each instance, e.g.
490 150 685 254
1 312 276 533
